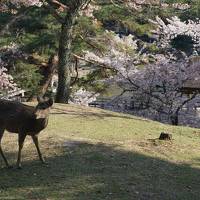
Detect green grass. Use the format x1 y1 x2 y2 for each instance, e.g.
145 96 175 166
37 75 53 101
1 103 200 199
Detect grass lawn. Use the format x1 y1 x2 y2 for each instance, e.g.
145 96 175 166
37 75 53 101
1 103 200 199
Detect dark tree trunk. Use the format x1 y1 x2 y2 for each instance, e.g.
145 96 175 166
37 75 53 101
55 16 74 103
170 112 179 126
55 0 91 103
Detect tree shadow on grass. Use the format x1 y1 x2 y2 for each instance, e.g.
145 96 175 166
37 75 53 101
51 107 150 122
0 141 200 200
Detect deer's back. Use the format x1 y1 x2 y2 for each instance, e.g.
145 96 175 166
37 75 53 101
0 99 38 133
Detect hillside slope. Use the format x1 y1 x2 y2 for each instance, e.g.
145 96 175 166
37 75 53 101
1 104 200 200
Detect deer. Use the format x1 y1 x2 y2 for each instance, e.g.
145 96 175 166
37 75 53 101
0 96 53 169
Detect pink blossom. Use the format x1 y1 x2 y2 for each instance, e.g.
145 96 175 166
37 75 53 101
0 60 17 94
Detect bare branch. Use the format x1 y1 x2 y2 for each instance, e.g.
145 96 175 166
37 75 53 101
70 57 79 86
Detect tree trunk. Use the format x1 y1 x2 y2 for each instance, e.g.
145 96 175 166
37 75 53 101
55 15 75 103
55 0 91 103
170 112 179 126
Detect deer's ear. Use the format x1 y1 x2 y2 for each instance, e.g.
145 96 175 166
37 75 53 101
48 98 54 107
37 96 44 103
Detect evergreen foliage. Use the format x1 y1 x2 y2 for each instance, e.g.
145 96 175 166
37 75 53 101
10 61 43 96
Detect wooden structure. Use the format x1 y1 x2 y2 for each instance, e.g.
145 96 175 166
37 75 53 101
181 79 200 95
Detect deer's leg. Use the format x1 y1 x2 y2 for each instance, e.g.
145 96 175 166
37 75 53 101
16 133 26 169
0 128 10 168
31 135 45 163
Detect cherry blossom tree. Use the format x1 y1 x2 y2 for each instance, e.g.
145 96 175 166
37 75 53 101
84 29 200 125
0 42 24 96
117 60 200 125
150 16 200 56
0 60 17 95
69 88 99 106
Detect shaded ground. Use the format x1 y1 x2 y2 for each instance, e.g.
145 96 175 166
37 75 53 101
0 104 200 200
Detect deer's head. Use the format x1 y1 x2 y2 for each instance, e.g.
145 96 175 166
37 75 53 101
35 96 53 119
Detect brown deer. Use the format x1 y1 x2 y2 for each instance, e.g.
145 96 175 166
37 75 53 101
0 96 53 168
